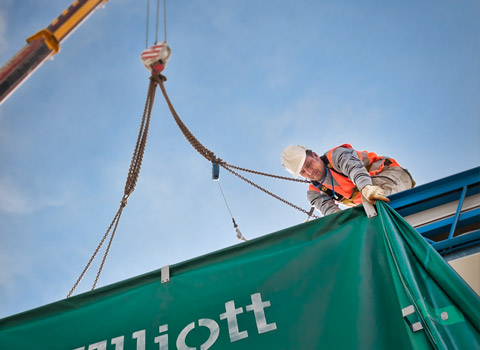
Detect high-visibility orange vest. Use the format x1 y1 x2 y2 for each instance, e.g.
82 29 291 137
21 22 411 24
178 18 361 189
308 144 401 205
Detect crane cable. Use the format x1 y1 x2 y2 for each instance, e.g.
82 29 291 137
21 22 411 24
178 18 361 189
67 78 157 297
152 74 319 220
216 180 247 242
155 0 160 43
163 0 167 42
146 0 166 47
145 0 149 48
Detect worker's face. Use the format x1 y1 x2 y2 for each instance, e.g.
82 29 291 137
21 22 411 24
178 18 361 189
299 153 325 181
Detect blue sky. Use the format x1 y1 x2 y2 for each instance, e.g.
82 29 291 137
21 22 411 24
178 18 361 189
0 0 479 318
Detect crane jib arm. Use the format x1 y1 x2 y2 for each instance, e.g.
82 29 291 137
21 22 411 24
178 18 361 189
0 0 109 106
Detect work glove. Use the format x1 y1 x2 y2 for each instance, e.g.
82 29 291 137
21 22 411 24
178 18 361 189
361 185 390 204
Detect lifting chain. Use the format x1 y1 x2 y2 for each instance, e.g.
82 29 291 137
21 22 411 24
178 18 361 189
153 74 318 219
222 164 317 217
68 72 317 298
67 78 157 298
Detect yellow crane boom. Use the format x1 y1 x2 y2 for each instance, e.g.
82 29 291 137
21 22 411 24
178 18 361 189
0 0 109 106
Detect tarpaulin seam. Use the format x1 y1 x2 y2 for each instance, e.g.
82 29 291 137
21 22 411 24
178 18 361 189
376 204 438 348
424 248 431 268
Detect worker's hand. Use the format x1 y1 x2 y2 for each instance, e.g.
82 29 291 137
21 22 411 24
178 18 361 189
361 185 390 204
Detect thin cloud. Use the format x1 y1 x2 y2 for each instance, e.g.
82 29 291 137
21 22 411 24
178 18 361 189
0 177 68 214
0 178 32 214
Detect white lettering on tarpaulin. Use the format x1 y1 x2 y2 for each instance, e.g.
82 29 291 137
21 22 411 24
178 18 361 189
88 341 107 350
73 292 277 350
154 324 169 350
198 319 220 349
132 330 146 350
111 336 124 350
219 300 248 342
176 321 195 350
73 336 126 350
176 319 220 350
246 293 277 334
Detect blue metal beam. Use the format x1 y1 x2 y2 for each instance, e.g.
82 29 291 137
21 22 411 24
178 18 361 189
448 186 468 239
415 208 480 237
389 166 480 255
432 230 480 252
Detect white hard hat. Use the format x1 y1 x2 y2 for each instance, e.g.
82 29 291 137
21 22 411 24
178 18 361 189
281 145 307 178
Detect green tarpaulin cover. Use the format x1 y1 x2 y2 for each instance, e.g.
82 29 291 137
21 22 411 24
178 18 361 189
1 202 479 349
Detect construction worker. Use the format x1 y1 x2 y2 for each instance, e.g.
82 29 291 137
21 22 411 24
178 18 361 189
281 144 415 216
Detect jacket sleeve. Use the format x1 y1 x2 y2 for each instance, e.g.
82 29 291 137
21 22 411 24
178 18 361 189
330 146 372 190
307 189 341 216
